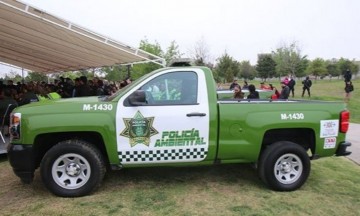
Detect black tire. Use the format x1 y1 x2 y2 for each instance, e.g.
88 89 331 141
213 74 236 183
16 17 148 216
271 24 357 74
258 141 310 191
40 139 106 197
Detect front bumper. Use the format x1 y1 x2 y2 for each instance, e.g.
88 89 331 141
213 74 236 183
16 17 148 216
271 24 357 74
7 144 35 183
335 141 352 156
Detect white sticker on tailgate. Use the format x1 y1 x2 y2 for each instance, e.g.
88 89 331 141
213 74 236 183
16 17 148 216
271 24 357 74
324 137 336 149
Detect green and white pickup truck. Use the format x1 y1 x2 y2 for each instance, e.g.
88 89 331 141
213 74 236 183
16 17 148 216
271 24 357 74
7 66 351 197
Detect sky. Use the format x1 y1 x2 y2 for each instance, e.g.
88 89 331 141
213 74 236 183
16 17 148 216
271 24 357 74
2 0 360 76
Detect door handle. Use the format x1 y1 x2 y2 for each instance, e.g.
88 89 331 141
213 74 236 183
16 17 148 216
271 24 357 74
186 112 206 117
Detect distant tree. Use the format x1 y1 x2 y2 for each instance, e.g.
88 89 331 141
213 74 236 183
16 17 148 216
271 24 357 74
214 52 239 82
131 38 164 79
337 58 359 77
102 65 128 82
139 38 163 56
326 59 340 80
25 72 48 82
306 58 327 80
350 60 359 76
272 41 308 78
74 69 96 80
53 71 81 80
164 41 182 66
295 56 309 78
4 70 24 83
239 61 256 80
354 60 360 77
189 37 212 66
101 39 186 81
256 54 276 81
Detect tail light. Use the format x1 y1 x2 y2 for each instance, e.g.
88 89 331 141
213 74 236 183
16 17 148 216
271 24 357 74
340 111 349 133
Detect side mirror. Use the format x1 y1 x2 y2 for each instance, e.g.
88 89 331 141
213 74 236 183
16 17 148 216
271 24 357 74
128 90 147 106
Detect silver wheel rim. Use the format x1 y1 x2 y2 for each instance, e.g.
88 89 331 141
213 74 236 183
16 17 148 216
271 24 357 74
274 153 303 184
52 153 91 190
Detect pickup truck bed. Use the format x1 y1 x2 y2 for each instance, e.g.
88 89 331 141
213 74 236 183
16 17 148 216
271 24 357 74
217 99 348 162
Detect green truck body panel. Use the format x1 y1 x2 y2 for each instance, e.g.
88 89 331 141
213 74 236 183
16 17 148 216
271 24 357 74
7 66 351 195
217 102 347 162
13 98 119 164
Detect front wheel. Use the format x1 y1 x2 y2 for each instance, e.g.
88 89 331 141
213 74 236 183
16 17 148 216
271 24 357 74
40 140 106 197
258 141 310 191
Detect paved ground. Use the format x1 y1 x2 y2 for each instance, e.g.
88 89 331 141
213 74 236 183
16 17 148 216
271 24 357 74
346 123 360 165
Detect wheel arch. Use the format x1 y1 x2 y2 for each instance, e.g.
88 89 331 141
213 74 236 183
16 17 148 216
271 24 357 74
260 128 315 159
33 132 110 170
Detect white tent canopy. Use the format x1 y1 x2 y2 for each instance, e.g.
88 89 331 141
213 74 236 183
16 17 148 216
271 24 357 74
0 0 165 74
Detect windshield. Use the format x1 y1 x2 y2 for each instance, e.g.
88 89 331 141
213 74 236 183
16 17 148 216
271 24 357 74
102 68 168 102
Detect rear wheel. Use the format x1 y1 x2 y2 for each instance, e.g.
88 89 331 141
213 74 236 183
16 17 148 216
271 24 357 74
258 141 310 191
40 140 106 197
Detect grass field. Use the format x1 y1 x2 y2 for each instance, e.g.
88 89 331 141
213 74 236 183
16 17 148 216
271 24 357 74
0 154 359 216
0 77 359 216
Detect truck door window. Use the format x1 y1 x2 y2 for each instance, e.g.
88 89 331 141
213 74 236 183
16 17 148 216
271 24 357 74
140 71 198 105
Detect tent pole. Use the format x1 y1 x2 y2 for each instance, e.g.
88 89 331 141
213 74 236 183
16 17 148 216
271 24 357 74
21 68 25 84
127 65 131 78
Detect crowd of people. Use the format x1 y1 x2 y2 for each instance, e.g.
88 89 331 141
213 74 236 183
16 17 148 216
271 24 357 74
0 76 131 102
228 77 296 100
53 76 131 98
229 79 261 100
0 76 131 124
227 69 355 101
226 74 329 100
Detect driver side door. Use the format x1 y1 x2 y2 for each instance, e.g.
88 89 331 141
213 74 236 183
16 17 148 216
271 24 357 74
115 69 210 166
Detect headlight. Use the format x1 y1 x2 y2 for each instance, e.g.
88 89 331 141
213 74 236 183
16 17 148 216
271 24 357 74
10 113 21 140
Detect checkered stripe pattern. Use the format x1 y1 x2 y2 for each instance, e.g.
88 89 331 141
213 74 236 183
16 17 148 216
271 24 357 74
118 148 208 163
